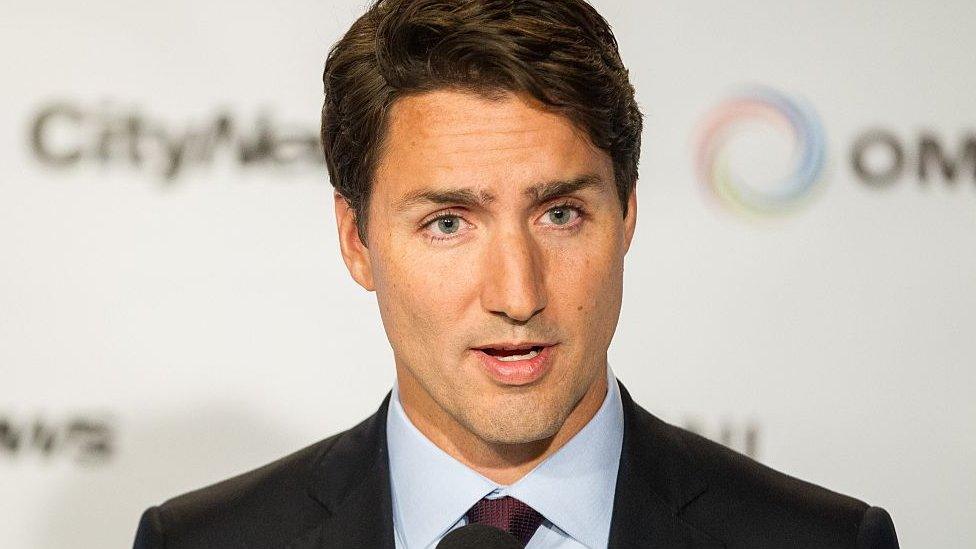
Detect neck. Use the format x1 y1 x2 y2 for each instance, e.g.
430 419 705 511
396 362 608 485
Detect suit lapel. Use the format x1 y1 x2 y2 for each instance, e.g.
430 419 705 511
609 382 725 548
286 383 725 548
288 393 396 549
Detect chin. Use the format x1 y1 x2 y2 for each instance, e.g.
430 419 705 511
463 400 567 445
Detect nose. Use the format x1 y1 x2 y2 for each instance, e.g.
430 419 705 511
480 226 548 324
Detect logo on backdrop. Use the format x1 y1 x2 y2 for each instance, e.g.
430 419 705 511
0 414 114 465
28 100 324 182
695 88 827 216
850 129 976 187
697 87 974 217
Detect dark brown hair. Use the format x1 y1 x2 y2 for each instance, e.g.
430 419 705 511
321 0 642 245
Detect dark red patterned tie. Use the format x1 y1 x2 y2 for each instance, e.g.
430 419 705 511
465 496 545 545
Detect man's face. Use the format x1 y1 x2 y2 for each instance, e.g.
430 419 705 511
336 90 637 445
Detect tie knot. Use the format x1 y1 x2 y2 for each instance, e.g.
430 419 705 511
466 496 545 545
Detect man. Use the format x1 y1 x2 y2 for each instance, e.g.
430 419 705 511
134 0 899 547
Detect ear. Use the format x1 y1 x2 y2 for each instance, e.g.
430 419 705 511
622 187 637 255
334 192 375 291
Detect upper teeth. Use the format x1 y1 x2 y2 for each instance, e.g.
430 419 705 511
496 349 540 361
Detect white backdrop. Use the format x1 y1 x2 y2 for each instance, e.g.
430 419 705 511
2 1 974 547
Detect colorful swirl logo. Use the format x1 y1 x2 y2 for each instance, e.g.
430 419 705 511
696 88 827 216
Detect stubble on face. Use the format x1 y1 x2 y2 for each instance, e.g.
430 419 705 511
362 89 634 479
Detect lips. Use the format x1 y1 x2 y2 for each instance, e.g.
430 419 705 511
472 342 555 386
480 346 543 361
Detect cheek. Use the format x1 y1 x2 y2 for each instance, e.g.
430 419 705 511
545 233 623 332
374 239 475 349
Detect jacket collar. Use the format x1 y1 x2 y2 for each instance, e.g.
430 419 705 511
290 381 723 548
289 393 396 549
608 382 724 548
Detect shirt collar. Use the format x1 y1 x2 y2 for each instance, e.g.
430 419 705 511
386 364 624 549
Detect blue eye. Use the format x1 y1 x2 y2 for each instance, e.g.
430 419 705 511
432 215 461 234
545 205 580 226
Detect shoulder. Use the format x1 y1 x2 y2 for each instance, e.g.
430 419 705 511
134 432 341 549
646 410 898 547
133 395 392 548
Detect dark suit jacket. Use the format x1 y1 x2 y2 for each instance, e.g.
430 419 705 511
134 382 899 548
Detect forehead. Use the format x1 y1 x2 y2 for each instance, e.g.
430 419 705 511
373 89 612 202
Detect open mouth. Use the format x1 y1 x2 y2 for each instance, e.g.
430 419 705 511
478 346 545 362
473 343 555 385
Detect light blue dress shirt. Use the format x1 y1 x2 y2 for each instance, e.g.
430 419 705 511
386 364 624 549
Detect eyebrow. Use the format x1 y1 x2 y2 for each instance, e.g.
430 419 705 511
393 173 606 212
